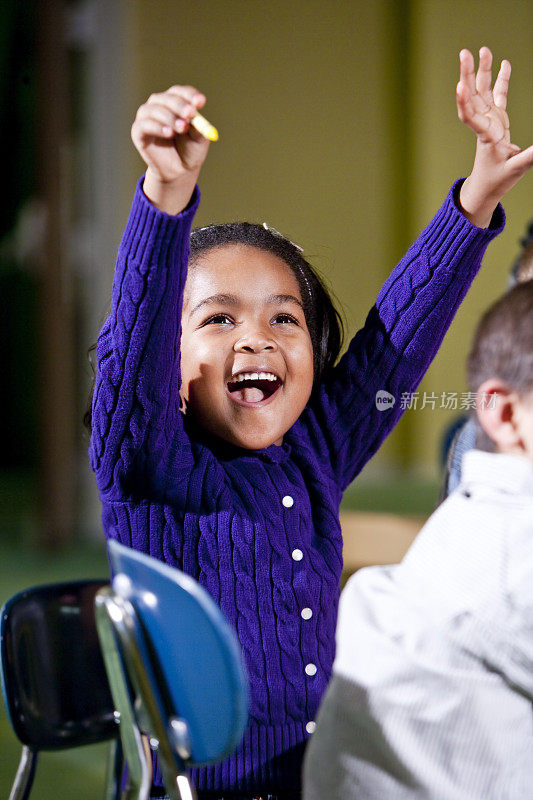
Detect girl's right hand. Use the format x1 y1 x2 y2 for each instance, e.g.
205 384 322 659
131 85 212 214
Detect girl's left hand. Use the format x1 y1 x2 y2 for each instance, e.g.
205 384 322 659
457 46 533 227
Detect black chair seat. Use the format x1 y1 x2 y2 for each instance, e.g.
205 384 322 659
1 579 120 799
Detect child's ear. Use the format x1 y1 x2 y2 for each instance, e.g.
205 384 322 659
476 378 522 453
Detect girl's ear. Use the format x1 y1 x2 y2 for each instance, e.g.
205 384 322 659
476 379 522 453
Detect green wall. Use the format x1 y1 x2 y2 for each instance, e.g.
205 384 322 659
119 0 533 479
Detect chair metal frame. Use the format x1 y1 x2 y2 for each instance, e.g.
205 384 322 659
7 743 38 800
95 587 195 800
95 587 168 800
95 541 249 800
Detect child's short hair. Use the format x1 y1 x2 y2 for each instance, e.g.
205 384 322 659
189 222 344 387
467 280 533 450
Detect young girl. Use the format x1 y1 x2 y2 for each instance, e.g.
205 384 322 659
89 48 533 800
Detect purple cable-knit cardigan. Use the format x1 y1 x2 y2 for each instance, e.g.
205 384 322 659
89 177 503 796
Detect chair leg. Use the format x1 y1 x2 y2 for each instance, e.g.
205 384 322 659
95 590 151 800
176 774 197 800
8 746 38 800
104 738 124 800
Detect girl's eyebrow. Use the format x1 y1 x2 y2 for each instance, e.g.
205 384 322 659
268 293 304 310
189 293 239 317
189 292 304 317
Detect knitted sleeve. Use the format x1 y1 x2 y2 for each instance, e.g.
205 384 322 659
297 180 505 492
89 177 200 500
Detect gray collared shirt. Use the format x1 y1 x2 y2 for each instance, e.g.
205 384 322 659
304 451 533 799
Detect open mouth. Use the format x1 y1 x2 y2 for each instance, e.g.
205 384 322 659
226 372 283 404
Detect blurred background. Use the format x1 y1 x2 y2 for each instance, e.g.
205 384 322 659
1 0 533 795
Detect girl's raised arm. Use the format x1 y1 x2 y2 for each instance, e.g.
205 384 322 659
90 86 212 500
298 48 533 491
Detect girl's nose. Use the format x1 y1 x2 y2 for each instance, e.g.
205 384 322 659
233 330 277 353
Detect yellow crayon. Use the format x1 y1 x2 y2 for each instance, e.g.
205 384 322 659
191 111 219 142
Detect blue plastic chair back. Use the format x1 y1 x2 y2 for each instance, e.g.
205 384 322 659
107 540 248 766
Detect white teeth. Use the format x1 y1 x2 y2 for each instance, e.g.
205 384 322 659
232 371 278 382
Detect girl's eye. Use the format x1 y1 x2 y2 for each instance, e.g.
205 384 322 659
204 314 234 325
273 313 299 325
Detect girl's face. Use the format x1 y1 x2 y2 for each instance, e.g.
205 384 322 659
180 243 314 450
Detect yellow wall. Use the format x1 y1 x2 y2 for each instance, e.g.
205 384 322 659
118 0 533 480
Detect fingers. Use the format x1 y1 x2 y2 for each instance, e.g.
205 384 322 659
136 99 196 137
457 47 514 148
475 46 493 100
133 86 207 142
457 49 490 117
458 47 497 106
456 85 515 151
456 82 490 131
458 47 510 110
493 59 511 110
167 85 206 108
508 143 533 173
459 49 477 97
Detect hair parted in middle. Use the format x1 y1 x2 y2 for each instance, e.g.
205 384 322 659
189 222 344 388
